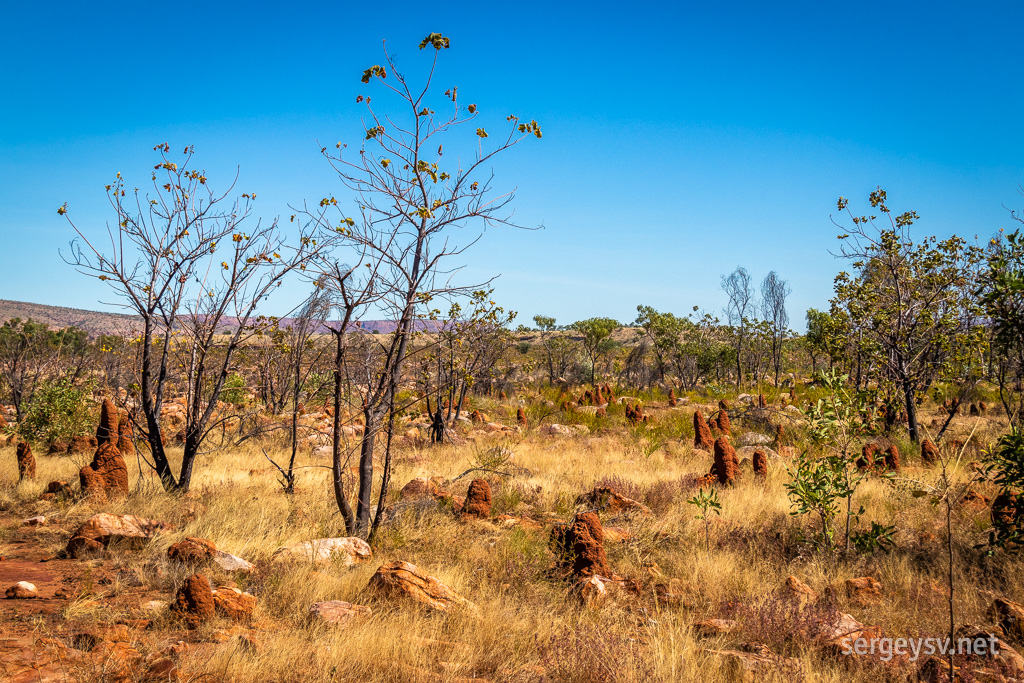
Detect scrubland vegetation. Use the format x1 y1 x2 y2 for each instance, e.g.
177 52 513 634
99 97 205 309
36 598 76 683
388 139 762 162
3 31 1024 683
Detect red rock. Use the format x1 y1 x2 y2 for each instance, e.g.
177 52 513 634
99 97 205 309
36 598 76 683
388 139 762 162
401 477 440 499
16 442 35 481
367 560 474 612
212 586 256 622
168 537 217 564
66 513 171 559
575 486 651 515
470 410 484 423
693 410 714 451
461 479 492 520
712 437 739 486
171 574 215 629
309 600 372 627
67 434 98 454
845 576 882 600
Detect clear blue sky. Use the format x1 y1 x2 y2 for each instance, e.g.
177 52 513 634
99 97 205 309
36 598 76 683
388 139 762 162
2 1 1022 331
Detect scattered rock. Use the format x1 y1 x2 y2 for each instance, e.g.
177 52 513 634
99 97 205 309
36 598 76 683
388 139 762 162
705 645 803 682
22 516 46 526
213 551 255 573
167 537 217 564
273 537 372 567
694 618 738 636
461 479 492 520
66 513 171 559
737 432 772 446
309 600 372 627
212 586 257 622
991 597 1024 641
171 573 215 629
782 576 818 604
367 560 474 613
844 576 882 601
5 581 38 599
575 485 651 515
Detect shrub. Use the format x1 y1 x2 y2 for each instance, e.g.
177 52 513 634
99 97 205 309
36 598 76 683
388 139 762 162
18 377 94 448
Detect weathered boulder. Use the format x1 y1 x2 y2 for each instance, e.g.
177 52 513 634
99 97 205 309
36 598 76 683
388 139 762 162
461 479 492 520
272 537 372 567
168 537 217 564
16 442 35 481
66 513 170 559
844 576 882 601
991 597 1024 641
367 560 474 612
171 573 215 629
5 581 38 599
575 486 651 515
212 586 256 622
309 600 372 627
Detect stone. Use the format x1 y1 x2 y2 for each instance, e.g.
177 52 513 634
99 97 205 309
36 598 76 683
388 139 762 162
309 600 372 627
272 537 372 567
737 432 772 446
367 560 474 612
66 513 170 559
575 486 651 515
167 537 217 564
782 576 817 603
991 597 1024 641
693 618 738 636
693 410 714 451
921 439 939 464
171 573 215 629
551 511 608 577
712 437 739 486
212 586 256 622
16 442 35 481
752 450 768 478
461 479 492 520
5 581 38 599
844 576 882 600
213 551 255 573
22 516 45 526
401 477 440 498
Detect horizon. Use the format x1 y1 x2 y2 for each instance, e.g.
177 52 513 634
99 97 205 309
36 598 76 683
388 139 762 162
3 2 1023 332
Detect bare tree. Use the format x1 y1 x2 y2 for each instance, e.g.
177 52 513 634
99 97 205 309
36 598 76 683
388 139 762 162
761 270 792 386
721 266 754 388
304 33 542 540
62 143 326 492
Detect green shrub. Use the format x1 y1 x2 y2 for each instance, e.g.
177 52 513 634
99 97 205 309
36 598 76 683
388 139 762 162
18 377 94 448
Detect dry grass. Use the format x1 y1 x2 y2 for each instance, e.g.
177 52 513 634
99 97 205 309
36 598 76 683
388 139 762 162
0 393 1021 682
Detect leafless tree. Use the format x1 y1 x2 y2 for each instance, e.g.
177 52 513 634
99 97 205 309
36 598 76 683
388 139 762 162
761 270 792 386
62 143 327 492
303 33 542 540
721 266 754 388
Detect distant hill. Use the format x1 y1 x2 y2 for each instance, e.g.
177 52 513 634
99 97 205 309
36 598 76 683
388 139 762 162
0 299 434 337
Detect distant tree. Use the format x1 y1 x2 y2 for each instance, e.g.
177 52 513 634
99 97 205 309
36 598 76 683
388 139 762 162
977 223 1024 426
571 317 619 384
761 271 791 386
533 315 577 385
721 266 755 388
830 188 984 443
0 318 88 420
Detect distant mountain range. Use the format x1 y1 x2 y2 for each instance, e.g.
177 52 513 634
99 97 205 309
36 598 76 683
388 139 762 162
0 299 431 337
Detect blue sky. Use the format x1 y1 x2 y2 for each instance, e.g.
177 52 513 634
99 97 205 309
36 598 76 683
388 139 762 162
2 1 1022 331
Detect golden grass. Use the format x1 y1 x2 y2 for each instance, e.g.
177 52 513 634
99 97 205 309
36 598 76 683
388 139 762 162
0 396 1020 682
